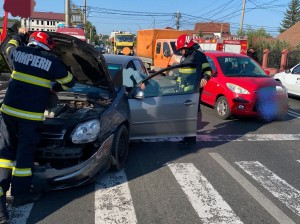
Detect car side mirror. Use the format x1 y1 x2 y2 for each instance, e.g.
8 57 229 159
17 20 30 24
263 69 270 75
285 69 291 73
211 71 218 77
131 87 144 99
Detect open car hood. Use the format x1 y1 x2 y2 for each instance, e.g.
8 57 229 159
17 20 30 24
0 32 115 96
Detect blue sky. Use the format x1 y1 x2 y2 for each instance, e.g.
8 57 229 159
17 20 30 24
1 0 292 36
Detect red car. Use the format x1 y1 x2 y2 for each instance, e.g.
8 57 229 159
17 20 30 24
200 51 288 120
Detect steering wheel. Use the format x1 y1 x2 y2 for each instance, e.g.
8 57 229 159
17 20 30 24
239 69 245 74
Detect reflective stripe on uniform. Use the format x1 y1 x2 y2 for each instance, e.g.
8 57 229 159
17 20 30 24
12 167 32 177
11 70 51 88
61 84 70 90
56 71 73 86
202 62 211 70
8 39 19 47
0 187 3 196
0 159 14 169
0 103 44 121
184 85 194 92
179 67 196 74
6 46 13 54
204 70 212 76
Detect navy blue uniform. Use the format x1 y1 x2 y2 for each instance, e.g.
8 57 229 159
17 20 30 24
178 44 212 149
0 32 75 216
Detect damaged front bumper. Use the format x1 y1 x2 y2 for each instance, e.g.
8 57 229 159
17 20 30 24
32 134 114 191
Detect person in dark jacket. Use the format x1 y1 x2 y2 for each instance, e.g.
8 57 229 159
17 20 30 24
247 48 259 62
0 29 75 223
175 34 212 149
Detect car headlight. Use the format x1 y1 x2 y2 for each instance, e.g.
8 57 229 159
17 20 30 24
71 119 101 144
226 83 250 94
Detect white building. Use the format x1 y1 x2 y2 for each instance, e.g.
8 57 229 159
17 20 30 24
20 11 65 32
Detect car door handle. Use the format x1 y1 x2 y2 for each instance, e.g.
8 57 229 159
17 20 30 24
184 100 195 106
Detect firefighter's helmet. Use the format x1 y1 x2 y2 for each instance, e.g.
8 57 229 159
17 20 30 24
175 34 196 50
28 32 56 50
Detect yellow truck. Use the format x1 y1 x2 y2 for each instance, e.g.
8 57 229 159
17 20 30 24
109 31 135 55
136 29 187 70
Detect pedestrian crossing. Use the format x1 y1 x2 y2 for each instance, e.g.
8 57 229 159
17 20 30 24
236 161 300 216
8 154 300 224
168 163 243 224
141 134 300 142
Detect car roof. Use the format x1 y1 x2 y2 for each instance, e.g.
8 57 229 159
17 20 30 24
103 54 141 67
204 50 249 58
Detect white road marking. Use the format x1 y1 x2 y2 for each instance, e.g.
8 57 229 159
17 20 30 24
197 134 300 141
95 170 137 224
141 134 300 142
288 110 300 118
236 161 300 217
168 163 243 224
141 137 183 142
210 153 296 224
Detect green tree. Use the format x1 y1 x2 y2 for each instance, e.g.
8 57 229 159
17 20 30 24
278 0 300 33
244 26 271 48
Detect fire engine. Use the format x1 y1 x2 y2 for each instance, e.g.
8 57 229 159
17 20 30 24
167 37 249 68
194 37 248 55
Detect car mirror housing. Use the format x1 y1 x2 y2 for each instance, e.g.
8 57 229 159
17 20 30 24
263 69 270 75
285 69 291 73
211 71 218 77
131 87 144 99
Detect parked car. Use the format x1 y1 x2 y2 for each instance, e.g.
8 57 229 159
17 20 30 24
103 54 149 89
95 45 106 54
273 63 300 97
200 51 288 120
0 32 201 191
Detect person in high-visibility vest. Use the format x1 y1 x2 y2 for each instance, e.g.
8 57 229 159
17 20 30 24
175 34 212 149
0 29 75 223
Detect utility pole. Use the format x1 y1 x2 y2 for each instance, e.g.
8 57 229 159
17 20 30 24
83 0 87 25
239 0 246 34
65 0 70 27
175 11 181 30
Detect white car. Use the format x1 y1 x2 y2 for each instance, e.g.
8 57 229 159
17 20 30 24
273 63 300 96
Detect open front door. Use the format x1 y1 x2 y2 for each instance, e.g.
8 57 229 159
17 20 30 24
129 63 200 140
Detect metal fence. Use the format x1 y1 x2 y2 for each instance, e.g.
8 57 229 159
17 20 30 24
267 50 281 69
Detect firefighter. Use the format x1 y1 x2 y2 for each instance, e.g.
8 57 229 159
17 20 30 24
175 34 212 149
0 29 75 223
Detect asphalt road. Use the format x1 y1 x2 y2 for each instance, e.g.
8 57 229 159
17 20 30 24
8 95 300 224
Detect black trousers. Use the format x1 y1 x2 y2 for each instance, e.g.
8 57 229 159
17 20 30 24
0 113 42 196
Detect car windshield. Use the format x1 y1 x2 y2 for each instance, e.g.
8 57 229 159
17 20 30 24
63 83 111 100
115 35 134 42
107 63 146 88
217 56 268 77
